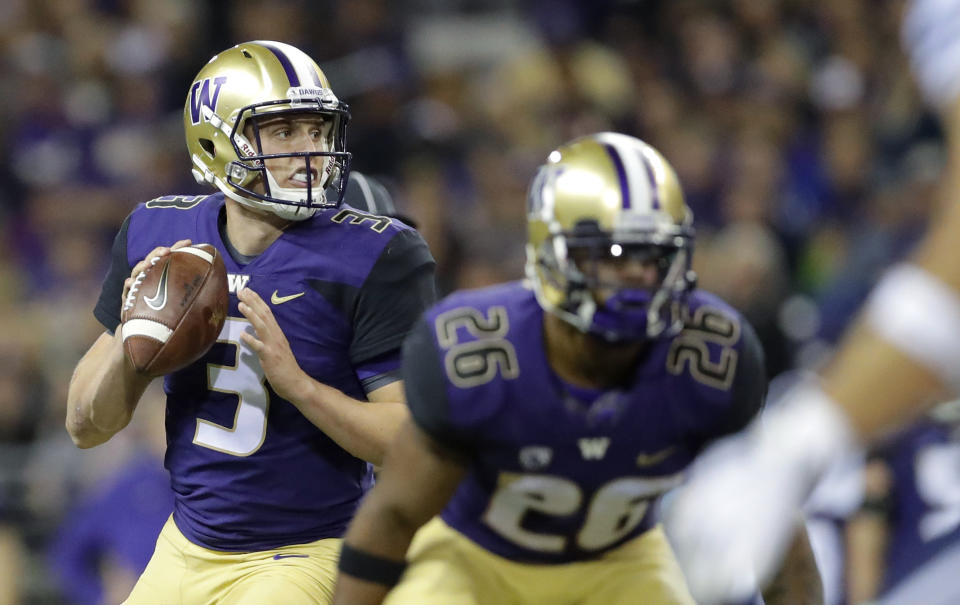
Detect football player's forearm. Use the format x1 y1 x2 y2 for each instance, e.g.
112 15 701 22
822 168 960 442
332 574 391 605
335 433 455 605
821 329 945 442
288 380 408 464
845 459 891 603
347 488 427 557
939 99 960 226
334 502 420 605
66 332 151 448
821 220 960 441
913 114 960 292
0 526 22 605
761 522 823 605
845 514 887 603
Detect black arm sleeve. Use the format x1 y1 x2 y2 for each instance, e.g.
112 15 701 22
717 317 768 436
92 215 133 334
360 368 402 393
349 229 437 365
402 317 473 454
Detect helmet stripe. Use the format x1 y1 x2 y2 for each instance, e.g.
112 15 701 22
637 150 661 210
602 144 631 209
260 42 301 87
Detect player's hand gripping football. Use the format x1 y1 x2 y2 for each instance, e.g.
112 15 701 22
237 287 308 402
121 239 193 308
665 382 856 604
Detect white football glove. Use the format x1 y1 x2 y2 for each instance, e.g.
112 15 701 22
903 0 960 107
665 382 857 605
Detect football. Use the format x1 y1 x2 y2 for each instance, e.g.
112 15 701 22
121 243 228 376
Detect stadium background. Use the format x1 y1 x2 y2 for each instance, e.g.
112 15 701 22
0 0 943 602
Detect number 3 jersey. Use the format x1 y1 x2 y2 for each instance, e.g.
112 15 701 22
93 193 436 551
403 281 766 564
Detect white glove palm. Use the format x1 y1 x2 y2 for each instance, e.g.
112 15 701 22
665 384 856 604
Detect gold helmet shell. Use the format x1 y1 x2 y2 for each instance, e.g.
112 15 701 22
525 132 695 340
183 40 351 221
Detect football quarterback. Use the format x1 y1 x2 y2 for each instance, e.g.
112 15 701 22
67 40 437 605
184 40 351 220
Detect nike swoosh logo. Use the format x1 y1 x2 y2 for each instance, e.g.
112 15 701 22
144 262 170 310
635 446 677 467
271 290 305 304
273 554 310 560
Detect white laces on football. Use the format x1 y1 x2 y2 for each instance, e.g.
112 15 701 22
123 256 161 312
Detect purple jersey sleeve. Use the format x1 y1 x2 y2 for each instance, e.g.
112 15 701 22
350 228 436 364
402 316 475 454
711 314 766 435
303 227 436 368
355 351 402 393
665 292 768 450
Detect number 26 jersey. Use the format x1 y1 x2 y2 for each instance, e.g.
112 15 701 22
402 281 766 564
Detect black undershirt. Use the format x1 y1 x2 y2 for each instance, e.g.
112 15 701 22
218 206 259 266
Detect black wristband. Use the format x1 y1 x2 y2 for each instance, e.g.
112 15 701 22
338 543 407 587
860 494 892 515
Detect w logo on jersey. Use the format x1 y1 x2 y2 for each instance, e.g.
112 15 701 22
578 437 611 460
227 274 250 294
189 76 227 125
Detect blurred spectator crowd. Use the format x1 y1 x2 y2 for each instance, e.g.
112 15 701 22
0 0 950 603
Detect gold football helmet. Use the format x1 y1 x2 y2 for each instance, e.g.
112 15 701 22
184 40 351 221
525 132 696 341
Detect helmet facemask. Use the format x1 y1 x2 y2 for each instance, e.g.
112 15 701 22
532 223 695 342
216 95 350 221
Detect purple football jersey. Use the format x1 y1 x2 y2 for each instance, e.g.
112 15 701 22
403 281 765 564
880 420 960 592
94 193 436 551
